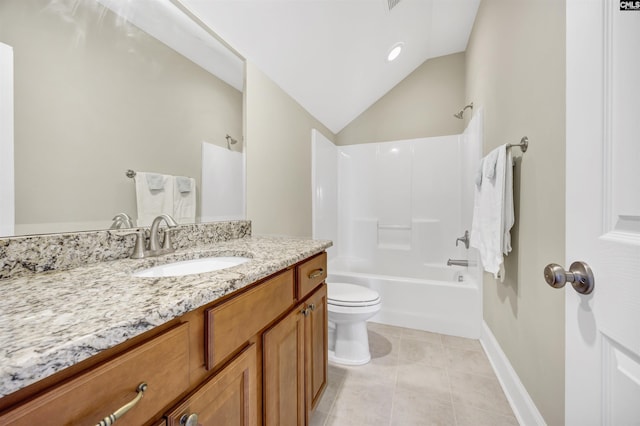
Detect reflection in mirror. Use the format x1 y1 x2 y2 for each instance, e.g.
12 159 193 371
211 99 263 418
0 0 244 237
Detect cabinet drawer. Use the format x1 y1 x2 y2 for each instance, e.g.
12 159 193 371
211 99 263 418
0 323 190 426
297 252 327 300
206 269 294 369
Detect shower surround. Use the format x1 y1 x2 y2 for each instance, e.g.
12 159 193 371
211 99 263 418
312 113 482 338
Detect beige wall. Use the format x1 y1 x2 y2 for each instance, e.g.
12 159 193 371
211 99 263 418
245 62 335 237
0 0 242 234
336 53 466 145
465 1 566 424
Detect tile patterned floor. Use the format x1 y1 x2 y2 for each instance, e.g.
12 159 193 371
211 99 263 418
310 322 519 426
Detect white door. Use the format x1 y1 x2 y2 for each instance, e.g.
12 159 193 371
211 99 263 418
565 0 640 424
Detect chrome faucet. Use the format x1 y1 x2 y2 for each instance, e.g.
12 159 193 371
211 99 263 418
149 214 179 253
456 230 470 249
128 214 179 259
110 213 133 229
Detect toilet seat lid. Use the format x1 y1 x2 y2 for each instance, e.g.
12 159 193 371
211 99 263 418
328 283 381 307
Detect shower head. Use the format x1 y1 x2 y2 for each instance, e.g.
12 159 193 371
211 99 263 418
454 102 474 119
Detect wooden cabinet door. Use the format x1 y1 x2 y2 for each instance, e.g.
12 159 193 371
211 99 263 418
305 284 327 415
263 306 305 426
165 344 257 426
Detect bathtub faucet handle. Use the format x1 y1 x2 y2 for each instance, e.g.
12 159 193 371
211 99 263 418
456 230 470 249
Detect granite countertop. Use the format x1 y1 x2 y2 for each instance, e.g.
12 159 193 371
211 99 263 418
0 236 331 398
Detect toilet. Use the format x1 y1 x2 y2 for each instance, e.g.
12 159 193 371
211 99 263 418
327 282 382 365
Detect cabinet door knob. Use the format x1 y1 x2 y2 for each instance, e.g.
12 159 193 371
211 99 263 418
180 412 199 426
308 303 315 312
95 382 147 426
300 307 310 317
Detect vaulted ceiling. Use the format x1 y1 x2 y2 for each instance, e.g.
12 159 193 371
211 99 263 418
180 0 480 134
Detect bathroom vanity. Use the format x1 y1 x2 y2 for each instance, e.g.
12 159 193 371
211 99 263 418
0 227 330 426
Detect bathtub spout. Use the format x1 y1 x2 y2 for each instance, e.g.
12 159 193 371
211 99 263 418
447 259 476 267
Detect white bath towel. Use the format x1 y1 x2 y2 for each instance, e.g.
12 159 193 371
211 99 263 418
173 176 196 224
470 145 514 280
503 150 514 256
135 172 174 227
475 158 485 187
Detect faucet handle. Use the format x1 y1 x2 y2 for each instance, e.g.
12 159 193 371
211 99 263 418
162 228 178 251
456 230 470 249
126 230 147 259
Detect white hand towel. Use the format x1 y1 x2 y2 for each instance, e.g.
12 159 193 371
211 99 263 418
470 145 514 280
135 172 174 227
173 176 196 224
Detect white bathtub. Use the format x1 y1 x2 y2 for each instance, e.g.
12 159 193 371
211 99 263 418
327 258 481 338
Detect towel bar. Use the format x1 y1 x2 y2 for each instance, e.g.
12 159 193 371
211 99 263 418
506 136 528 153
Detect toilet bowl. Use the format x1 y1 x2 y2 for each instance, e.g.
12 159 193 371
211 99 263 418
327 282 382 365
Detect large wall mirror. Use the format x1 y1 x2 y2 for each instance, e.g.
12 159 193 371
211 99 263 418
0 0 244 237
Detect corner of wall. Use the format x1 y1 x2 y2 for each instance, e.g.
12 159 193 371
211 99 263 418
245 62 335 238
480 321 547 426
336 52 466 146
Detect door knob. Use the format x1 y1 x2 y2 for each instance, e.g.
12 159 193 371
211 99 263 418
543 261 594 294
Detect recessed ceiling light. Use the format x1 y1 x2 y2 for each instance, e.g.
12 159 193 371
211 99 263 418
387 42 404 62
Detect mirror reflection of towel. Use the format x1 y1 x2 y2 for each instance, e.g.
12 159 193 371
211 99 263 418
135 172 173 227
175 176 193 193
173 176 196 224
145 173 166 191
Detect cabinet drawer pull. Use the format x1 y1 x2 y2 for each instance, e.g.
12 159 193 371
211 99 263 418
180 412 199 426
308 268 324 279
95 383 147 426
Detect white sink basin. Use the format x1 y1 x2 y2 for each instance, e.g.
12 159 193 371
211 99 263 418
133 256 251 278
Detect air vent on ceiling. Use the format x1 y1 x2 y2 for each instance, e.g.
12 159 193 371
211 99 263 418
385 0 403 12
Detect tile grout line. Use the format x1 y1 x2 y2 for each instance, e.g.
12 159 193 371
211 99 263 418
440 333 462 426
387 335 402 426
322 364 345 426
446 362 461 426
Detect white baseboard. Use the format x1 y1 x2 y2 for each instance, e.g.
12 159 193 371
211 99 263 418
480 321 547 426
